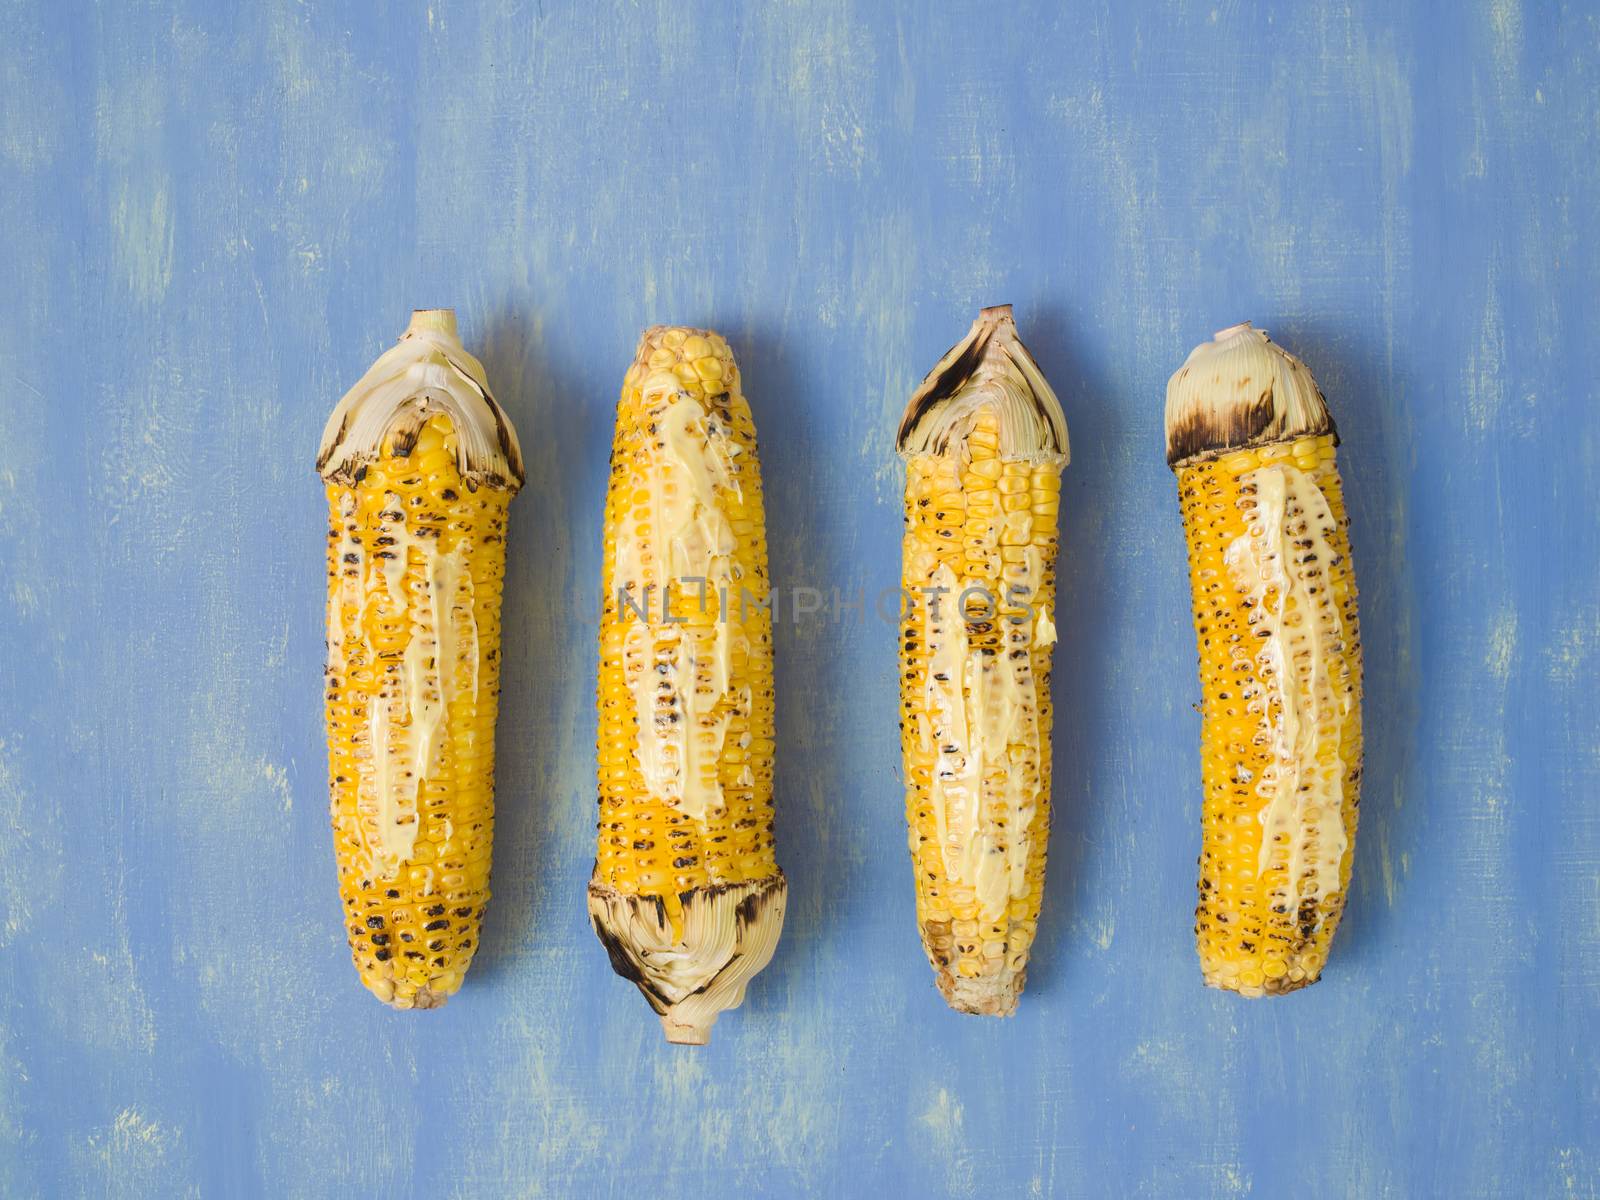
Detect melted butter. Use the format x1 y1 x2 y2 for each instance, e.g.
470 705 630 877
378 492 410 614
616 376 747 825
1018 543 1050 643
660 378 740 565
683 670 733 824
626 621 674 801
369 684 399 865
1033 601 1057 649
994 547 1048 915
350 494 480 879
924 562 975 875
399 633 439 802
1223 462 1350 914
1002 551 1046 909
901 318 1065 928
327 491 363 673
921 521 1056 928
710 614 733 695
436 541 478 704
921 554 1047 924
400 540 474 795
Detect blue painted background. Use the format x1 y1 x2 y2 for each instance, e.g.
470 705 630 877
1 1 1596 1196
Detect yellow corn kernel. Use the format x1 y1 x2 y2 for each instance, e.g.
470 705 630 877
1176 434 1362 995
590 325 786 1045
896 306 1068 1017
1166 323 1362 999
319 311 522 1010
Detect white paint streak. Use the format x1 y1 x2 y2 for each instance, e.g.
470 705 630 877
1486 609 1519 685
75 1107 194 1200
916 1086 975 1198
853 210 918 502
0 739 63 948
110 178 175 305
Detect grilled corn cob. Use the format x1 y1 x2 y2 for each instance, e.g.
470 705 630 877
1166 322 1363 996
896 305 1068 1016
317 309 523 1008
590 326 785 1045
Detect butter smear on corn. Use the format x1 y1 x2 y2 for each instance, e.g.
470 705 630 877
897 305 1068 1016
1166 322 1363 997
317 309 522 1009
591 326 784 1045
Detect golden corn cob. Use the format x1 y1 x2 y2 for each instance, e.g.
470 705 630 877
1166 322 1363 996
590 325 785 1045
896 305 1069 1015
317 309 523 1008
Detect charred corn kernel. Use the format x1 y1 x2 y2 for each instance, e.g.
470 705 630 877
1165 322 1363 998
895 305 1069 1017
589 325 786 1045
316 309 523 1010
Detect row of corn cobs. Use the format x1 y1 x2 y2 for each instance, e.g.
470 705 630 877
315 307 1362 1040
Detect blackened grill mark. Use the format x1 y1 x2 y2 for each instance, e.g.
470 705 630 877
1167 380 1340 467
688 953 742 997
388 425 420 459
588 875 786 1011
487 401 524 484
318 393 524 491
1166 384 1276 466
895 309 1066 461
897 328 991 449
589 914 666 1006
314 414 352 475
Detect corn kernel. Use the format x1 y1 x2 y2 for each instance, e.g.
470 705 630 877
1177 441 1361 997
324 409 509 1009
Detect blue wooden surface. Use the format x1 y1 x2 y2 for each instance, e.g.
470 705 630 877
0 2 1596 1196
